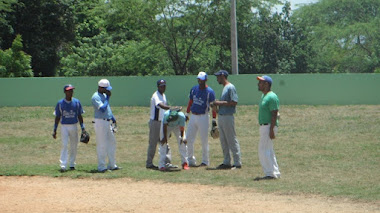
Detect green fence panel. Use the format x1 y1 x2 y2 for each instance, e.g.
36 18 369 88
0 74 379 107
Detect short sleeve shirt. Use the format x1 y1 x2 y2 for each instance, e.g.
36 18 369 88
218 83 238 115
91 92 113 119
150 90 167 121
163 111 186 127
258 91 279 126
54 98 84 124
189 85 215 114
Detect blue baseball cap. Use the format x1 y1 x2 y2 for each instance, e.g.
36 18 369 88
214 70 229 77
257 75 272 85
64 84 75 91
157 79 166 87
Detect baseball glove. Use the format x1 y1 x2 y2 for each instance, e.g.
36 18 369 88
210 119 219 139
80 131 90 144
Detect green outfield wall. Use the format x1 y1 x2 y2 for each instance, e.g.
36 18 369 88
0 74 379 107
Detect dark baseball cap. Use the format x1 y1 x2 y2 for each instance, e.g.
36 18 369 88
64 84 75 91
214 70 229 77
257 75 272 85
157 79 166 86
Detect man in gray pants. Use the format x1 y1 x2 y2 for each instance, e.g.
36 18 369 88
212 70 242 169
146 79 171 169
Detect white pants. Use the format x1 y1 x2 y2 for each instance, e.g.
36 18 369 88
259 125 281 178
60 124 79 169
159 125 188 169
185 114 210 165
94 119 117 171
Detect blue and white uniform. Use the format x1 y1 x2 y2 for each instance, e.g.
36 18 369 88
54 98 84 170
159 111 188 169
92 91 118 172
186 85 215 166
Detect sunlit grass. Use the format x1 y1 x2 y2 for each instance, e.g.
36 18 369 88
0 105 379 202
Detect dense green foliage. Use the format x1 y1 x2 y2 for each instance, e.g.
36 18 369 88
0 0 379 76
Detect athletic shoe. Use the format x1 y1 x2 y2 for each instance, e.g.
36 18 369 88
182 162 190 170
199 163 208 167
146 165 158 170
231 165 242 170
159 167 166 172
69 167 75 170
111 166 122 171
188 163 198 167
166 163 178 168
99 169 109 173
253 176 275 181
60 168 66 173
216 164 231 170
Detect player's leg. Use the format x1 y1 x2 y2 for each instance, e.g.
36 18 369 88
146 120 160 167
106 123 118 170
259 125 280 178
198 114 210 165
60 125 70 170
185 116 198 166
218 116 231 166
223 115 241 167
173 127 188 165
94 119 108 171
68 124 79 169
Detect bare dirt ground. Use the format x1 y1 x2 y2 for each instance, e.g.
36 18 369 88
0 176 378 213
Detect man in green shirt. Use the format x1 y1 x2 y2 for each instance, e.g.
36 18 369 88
254 75 281 181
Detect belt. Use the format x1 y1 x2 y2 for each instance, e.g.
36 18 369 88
260 123 269 126
192 112 205 115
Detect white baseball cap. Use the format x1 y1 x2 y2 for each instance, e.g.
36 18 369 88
197 72 207 81
98 79 112 90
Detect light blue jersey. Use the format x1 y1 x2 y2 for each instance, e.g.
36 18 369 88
54 98 84 124
91 92 113 119
163 111 186 127
218 83 238 115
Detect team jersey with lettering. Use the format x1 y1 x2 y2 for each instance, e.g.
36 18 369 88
54 98 84 124
189 85 215 114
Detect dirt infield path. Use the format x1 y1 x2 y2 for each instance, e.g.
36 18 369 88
0 176 378 213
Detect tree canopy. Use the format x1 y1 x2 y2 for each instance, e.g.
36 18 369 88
0 0 379 77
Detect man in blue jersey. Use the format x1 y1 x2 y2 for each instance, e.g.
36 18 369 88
159 109 189 171
254 75 281 181
212 70 242 170
183 72 216 167
53 84 86 172
91 79 121 173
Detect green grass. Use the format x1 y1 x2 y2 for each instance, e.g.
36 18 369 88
0 105 379 202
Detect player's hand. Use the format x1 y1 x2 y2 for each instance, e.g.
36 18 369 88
52 131 57 139
269 129 276 139
105 90 111 97
160 137 167 145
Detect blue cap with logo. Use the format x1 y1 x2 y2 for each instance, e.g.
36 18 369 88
214 70 229 77
157 79 166 87
64 84 75 92
257 75 272 85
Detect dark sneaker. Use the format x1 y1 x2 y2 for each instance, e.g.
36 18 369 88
146 165 159 170
60 168 66 173
216 164 231 170
70 167 75 170
231 165 242 170
99 169 109 173
254 176 275 181
199 163 208 167
111 166 122 171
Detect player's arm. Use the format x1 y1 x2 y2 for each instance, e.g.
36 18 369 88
270 110 278 139
157 102 170 110
53 116 60 139
213 100 237 107
161 123 168 145
78 114 85 132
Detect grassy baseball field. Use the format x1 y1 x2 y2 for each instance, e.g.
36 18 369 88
0 105 379 202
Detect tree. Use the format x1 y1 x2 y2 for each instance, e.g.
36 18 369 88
291 0 380 73
0 34 33 77
5 0 75 76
